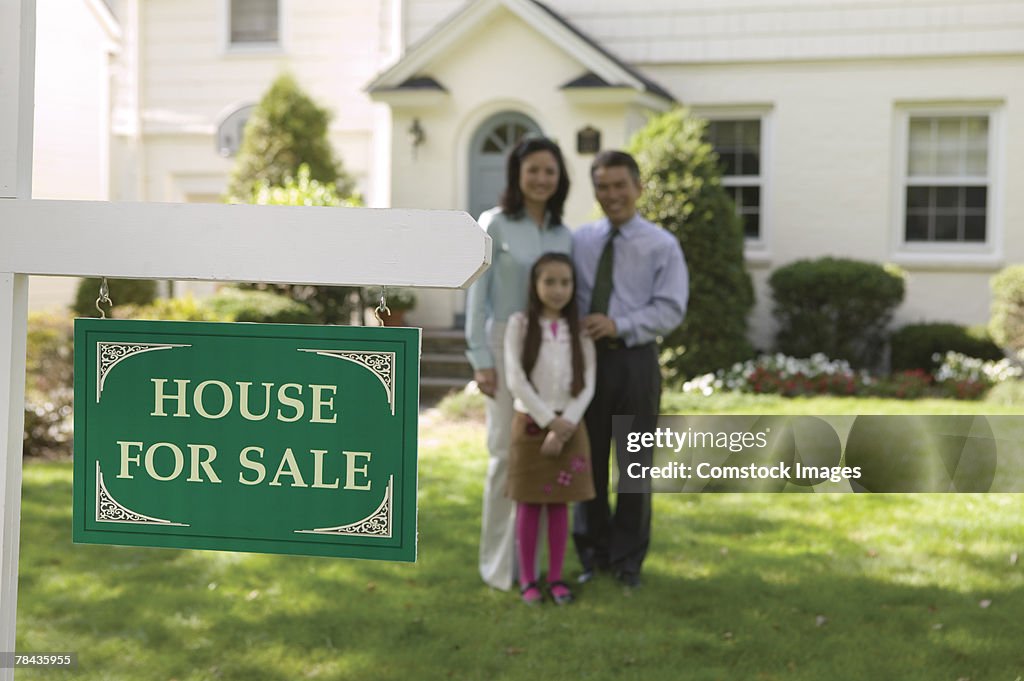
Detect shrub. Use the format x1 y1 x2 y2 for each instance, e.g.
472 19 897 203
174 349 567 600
890 322 1003 372
227 73 355 200
934 351 1023 400
115 294 224 321
72 277 158 318
872 369 933 400
24 312 74 457
202 287 316 324
770 258 905 368
629 107 755 380
989 265 1024 353
683 353 871 397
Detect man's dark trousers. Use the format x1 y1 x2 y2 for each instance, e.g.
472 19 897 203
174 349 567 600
573 342 660 576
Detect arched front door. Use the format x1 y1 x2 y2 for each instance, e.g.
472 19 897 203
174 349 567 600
467 111 542 219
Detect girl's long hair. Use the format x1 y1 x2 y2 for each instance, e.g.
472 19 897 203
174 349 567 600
521 252 584 397
500 136 570 226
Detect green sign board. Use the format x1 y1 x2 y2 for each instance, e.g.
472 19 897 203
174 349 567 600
73 319 419 562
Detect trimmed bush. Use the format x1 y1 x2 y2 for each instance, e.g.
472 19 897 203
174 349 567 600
770 258 905 369
72 277 158 318
989 265 1024 353
227 73 355 202
890 322 1003 372
629 107 755 380
24 311 74 457
202 287 316 324
115 294 225 322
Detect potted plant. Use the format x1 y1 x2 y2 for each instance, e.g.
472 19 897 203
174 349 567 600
364 287 416 326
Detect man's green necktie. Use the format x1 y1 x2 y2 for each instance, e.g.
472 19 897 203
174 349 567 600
589 229 618 315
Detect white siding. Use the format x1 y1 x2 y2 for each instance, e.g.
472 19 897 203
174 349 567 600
404 0 1024 63
647 55 1024 344
137 0 395 201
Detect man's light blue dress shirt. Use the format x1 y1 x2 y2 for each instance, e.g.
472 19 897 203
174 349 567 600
572 214 689 347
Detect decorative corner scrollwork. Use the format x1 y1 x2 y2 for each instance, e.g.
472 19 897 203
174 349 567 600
96 342 191 403
294 476 393 538
298 349 397 415
95 462 189 526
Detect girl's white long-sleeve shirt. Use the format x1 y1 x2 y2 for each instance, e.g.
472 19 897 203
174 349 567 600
503 311 596 428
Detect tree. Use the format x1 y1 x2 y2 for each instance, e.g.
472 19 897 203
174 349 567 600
227 73 362 324
227 73 355 201
629 107 755 381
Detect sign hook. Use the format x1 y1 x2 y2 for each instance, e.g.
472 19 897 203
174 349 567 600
374 286 391 325
95 277 113 319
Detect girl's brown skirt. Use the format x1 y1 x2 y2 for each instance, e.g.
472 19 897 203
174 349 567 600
507 411 596 504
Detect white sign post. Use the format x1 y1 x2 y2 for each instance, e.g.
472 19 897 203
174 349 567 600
0 1 489 674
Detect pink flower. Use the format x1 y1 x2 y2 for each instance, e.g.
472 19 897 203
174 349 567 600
571 456 587 473
543 483 553 495
557 471 573 487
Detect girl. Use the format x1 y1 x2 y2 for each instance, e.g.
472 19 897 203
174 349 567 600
504 252 596 605
464 137 572 591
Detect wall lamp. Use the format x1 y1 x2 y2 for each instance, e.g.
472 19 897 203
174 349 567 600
408 118 426 159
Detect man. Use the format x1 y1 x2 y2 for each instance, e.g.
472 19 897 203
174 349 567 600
572 150 689 588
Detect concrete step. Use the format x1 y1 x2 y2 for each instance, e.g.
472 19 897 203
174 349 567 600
421 328 468 355
420 352 474 380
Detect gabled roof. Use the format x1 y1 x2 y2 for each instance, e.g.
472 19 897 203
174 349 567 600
366 0 674 104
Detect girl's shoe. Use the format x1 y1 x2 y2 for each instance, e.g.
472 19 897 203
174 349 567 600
548 580 574 606
520 581 544 605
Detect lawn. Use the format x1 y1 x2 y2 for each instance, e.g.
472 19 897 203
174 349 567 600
15 394 1024 680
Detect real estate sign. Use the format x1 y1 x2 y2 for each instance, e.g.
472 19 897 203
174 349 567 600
72 319 419 562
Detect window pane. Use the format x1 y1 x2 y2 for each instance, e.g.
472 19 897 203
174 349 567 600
935 186 960 209
936 118 961 144
742 185 761 207
740 151 760 175
905 213 929 241
964 214 986 241
741 121 761 147
718 154 737 176
936 145 962 175
965 186 987 209
907 186 930 210
908 146 935 176
231 0 279 44
965 146 988 175
743 213 760 239
934 214 958 241
965 116 988 145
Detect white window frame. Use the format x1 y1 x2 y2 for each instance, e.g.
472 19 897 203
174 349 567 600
693 105 773 264
891 103 1005 267
222 0 285 55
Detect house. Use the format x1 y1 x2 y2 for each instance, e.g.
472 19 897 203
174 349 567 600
36 0 1024 350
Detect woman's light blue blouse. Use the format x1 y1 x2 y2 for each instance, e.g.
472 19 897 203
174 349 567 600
464 207 572 370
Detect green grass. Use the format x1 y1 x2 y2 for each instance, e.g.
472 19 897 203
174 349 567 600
16 396 1024 680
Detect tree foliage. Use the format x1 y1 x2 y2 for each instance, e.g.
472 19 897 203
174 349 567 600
227 73 355 201
629 107 755 381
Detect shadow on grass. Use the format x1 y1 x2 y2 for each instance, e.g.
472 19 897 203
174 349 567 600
17 461 1024 681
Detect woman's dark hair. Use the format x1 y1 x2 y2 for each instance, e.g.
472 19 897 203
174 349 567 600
521 252 584 397
500 136 570 226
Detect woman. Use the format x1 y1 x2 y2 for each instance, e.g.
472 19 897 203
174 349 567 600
465 136 572 591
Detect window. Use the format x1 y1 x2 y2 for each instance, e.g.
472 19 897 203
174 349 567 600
904 115 989 243
706 119 762 240
230 0 279 45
